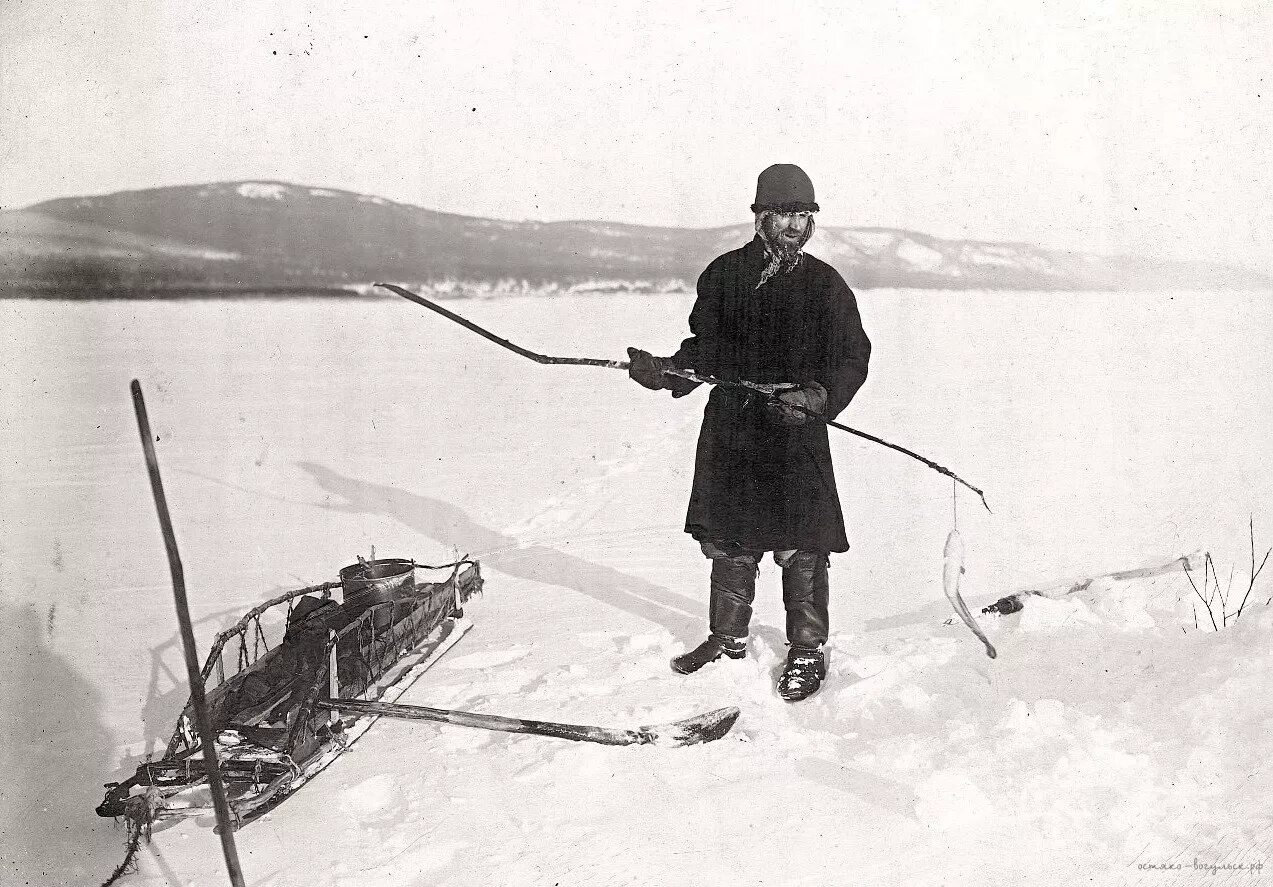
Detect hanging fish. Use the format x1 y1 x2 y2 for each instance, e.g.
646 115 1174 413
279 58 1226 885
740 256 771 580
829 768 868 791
943 528 997 659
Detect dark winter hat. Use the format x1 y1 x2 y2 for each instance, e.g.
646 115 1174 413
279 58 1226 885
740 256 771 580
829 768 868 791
750 164 819 214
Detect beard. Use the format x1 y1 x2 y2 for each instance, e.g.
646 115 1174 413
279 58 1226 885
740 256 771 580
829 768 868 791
755 212 815 289
758 212 814 260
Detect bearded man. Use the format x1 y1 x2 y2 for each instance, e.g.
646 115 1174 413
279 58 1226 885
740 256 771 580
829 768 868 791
627 164 871 701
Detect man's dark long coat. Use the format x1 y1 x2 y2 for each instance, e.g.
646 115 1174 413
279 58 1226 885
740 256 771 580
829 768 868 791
670 235 871 553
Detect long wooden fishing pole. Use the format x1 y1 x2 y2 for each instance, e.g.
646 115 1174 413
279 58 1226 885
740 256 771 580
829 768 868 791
377 282 990 512
379 282 627 369
130 380 247 887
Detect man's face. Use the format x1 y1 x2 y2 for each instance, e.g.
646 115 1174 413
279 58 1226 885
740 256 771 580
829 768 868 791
757 210 815 256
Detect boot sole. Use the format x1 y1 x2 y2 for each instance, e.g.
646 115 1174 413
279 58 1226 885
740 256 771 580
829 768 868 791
670 659 704 675
670 650 745 675
779 682 822 702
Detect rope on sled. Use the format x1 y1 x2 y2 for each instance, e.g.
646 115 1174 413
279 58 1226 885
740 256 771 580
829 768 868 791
99 792 157 887
414 557 477 571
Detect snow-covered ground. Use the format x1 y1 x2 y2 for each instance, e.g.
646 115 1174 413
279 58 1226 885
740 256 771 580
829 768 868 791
1 289 1271 886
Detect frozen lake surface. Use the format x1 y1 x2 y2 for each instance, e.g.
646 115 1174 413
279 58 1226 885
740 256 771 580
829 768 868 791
1 290 1271 885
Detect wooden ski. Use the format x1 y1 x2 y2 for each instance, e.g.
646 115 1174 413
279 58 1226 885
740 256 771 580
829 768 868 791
316 698 741 747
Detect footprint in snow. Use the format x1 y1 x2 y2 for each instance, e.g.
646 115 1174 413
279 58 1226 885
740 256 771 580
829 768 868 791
340 774 406 824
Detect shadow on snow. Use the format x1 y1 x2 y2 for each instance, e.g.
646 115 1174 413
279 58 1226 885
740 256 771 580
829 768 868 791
0 601 122 884
299 461 704 643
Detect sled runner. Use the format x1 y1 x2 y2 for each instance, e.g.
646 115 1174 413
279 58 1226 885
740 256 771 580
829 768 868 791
97 557 482 829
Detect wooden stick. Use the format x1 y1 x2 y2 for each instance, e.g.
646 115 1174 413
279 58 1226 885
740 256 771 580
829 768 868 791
328 630 340 725
377 282 990 511
317 698 740 747
983 554 1199 615
130 380 246 885
379 282 626 368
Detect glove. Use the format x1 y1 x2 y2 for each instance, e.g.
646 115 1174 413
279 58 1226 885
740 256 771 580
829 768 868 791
764 381 827 426
627 347 678 391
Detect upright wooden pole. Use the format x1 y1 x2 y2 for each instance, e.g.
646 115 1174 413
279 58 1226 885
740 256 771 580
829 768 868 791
328 631 340 725
130 380 247 887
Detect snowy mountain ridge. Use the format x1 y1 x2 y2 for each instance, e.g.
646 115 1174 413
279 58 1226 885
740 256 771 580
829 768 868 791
2 179 1269 296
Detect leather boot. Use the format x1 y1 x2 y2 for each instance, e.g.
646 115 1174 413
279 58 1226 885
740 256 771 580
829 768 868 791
670 553 757 674
670 632 747 674
777 646 826 701
708 553 759 640
781 551 829 649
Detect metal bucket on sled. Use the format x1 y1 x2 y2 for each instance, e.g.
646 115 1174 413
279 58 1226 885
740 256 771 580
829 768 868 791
339 558 416 622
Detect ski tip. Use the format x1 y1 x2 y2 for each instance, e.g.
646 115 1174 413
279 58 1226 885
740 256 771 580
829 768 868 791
643 706 741 747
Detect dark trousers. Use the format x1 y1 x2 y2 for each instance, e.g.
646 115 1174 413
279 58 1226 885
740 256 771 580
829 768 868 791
701 543 830 649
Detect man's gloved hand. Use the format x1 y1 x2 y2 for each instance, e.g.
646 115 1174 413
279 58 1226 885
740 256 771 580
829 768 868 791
764 381 827 426
627 347 678 391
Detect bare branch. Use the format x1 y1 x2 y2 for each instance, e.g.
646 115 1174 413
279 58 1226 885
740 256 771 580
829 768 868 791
1184 563 1219 631
1234 516 1271 619
1221 564 1235 626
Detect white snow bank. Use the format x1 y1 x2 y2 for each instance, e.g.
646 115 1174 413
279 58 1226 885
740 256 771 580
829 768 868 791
442 647 531 670
235 182 289 200
2 292 1270 886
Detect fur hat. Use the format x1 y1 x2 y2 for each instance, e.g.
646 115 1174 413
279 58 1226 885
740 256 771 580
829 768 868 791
750 164 819 214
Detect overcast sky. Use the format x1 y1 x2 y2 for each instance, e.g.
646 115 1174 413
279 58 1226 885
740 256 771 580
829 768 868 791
3 1 1269 270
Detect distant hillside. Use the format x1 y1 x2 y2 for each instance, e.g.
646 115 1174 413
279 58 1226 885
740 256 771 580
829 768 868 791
2 181 1268 296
